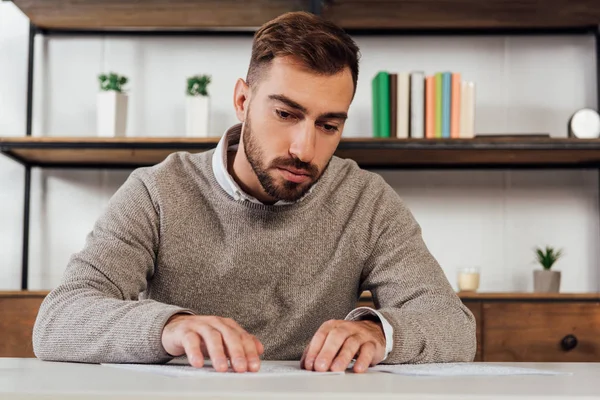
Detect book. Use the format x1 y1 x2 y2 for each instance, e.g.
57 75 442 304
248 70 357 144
435 73 443 138
397 72 410 138
390 73 398 140
460 81 476 138
425 76 435 138
371 73 380 138
376 71 391 138
442 72 451 138
451 73 461 138
410 71 425 138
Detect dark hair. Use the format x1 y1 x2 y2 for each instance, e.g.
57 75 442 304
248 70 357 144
247 11 360 96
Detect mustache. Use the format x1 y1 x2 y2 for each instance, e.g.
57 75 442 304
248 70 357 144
270 157 319 178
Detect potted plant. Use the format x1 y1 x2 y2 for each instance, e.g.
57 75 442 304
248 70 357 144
186 74 212 137
533 246 563 293
97 72 129 137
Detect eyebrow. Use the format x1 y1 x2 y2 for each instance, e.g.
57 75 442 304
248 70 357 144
268 94 348 121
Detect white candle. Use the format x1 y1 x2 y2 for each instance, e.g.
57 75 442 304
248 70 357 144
458 267 480 292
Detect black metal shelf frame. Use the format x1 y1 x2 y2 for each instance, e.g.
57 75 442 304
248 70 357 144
9 4 600 289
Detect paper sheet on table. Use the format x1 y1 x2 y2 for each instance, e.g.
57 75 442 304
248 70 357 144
101 362 343 378
371 363 571 377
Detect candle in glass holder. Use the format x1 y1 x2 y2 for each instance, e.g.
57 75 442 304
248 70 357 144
458 267 480 292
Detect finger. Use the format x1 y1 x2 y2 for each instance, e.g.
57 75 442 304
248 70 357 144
314 325 351 372
304 320 338 371
300 346 309 369
330 334 362 372
198 326 229 372
212 321 248 373
241 333 261 372
353 342 376 374
253 335 265 356
182 331 204 368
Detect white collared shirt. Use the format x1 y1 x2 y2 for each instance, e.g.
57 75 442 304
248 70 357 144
211 124 394 361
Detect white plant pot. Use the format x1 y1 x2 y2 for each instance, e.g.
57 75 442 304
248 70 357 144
186 95 210 137
97 91 128 137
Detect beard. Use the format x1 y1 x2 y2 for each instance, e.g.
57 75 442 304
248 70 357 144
242 115 323 203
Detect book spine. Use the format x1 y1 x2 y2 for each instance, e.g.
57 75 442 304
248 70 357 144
378 72 391 138
460 81 476 138
410 71 425 139
435 73 443 138
451 73 461 138
442 72 451 138
425 76 435 138
390 73 398 139
372 73 380 138
397 72 410 138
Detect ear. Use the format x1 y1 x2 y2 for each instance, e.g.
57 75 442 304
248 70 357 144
233 78 250 122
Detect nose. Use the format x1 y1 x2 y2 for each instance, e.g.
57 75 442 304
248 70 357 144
289 122 316 164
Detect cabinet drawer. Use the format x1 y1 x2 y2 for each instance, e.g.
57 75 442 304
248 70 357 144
484 302 600 362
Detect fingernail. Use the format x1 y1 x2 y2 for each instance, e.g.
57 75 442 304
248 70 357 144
249 360 260 371
216 359 228 371
316 359 327 371
233 357 246 370
306 359 314 370
331 362 342 371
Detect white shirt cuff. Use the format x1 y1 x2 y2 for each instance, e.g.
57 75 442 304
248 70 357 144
344 306 394 362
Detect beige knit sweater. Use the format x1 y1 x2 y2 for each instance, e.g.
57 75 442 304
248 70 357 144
32 148 476 365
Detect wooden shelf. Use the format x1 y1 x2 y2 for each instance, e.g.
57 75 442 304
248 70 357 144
3 136 600 169
11 0 600 32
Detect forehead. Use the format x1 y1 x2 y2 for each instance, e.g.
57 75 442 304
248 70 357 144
255 56 354 113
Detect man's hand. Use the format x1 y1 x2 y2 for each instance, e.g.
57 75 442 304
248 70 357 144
300 319 386 374
161 314 264 373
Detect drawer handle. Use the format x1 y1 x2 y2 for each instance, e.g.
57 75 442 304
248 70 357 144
561 334 578 351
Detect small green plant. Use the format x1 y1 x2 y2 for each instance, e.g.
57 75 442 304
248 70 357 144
98 72 128 93
535 246 563 270
187 75 212 96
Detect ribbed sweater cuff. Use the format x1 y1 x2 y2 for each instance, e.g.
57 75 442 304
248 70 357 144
150 306 196 363
376 309 424 364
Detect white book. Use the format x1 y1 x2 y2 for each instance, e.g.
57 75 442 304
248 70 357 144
410 71 425 138
397 72 410 138
460 81 476 138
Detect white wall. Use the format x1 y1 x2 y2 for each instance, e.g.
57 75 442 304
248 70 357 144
1 2 598 292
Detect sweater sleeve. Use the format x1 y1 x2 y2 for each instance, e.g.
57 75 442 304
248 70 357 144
32 168 193 364
360 179 477 365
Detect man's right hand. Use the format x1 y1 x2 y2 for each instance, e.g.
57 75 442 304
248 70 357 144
161 314 264 373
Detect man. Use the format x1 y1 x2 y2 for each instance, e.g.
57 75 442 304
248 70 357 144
32 11 476 374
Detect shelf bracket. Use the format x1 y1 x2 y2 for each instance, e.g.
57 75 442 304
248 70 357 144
309 0 323 16
21 22 37 290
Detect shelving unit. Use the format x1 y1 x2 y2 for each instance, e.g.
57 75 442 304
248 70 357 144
2 0 600 290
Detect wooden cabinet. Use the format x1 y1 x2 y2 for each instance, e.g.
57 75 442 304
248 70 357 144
360 292 600 362
0 291 46 358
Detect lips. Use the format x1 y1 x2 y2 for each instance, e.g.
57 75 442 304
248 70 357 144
278 167 311 183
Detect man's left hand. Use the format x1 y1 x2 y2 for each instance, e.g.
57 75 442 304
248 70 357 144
300 319 386 374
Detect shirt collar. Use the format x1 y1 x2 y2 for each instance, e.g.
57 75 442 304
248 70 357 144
212 123 314 206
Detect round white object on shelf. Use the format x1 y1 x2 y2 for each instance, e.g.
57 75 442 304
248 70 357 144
569 108 600 138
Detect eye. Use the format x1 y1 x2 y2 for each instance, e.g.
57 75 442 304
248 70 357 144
320 123 339 133
276 109 295 120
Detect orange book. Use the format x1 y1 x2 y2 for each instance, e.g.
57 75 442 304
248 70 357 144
451 73 461 138
425 76 435 138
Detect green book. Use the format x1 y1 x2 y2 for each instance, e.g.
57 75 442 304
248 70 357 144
372 73 380 138
435 72 443 138
377 71 391 138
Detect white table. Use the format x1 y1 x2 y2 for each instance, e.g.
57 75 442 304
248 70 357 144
1 358 599 399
